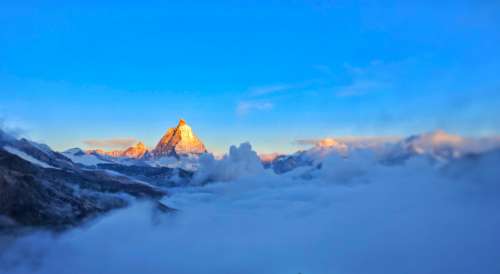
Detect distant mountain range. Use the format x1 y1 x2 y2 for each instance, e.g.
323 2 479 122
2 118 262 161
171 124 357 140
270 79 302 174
0 120 210 230
87 142 149 159
83 119 207 160
0 129 175 230
2 123 499 231
265 130 500 174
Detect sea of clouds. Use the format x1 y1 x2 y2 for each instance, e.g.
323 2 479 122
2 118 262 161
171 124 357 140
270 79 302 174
1 142 500 274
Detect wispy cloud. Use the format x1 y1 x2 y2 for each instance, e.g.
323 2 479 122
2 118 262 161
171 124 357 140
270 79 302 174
0 117 28 138
83 138 138 149
248 84 295 96
236 101 273 115
336 80 388 97
335 60 393 97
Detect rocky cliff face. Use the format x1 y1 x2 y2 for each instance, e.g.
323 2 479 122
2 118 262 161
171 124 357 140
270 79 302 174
152 119 207 157
121 142 149 158
0 131 167 230
83 120 206 159
86 142 149 159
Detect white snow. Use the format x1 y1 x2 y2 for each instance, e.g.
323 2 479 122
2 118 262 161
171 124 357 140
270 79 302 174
147 155 201 171
63 153 109 166
3 142 500 274
3 146 58 169
27 140 54 156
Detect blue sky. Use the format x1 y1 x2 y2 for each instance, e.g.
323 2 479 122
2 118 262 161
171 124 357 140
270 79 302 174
1 1 499 154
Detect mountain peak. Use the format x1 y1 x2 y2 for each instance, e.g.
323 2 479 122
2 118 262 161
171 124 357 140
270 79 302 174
135 142 146 149
316 138 343 148
86 141 149 159
121 142 149 158
152 119 206 157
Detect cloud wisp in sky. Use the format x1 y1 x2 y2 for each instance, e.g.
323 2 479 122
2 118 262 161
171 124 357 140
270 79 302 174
248 84 295 96
236 101 273 116
336 79 389 97
334 60 396 97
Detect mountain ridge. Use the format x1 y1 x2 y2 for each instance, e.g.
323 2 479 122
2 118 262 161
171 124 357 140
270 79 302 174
152 119 207 158
82 119 207 160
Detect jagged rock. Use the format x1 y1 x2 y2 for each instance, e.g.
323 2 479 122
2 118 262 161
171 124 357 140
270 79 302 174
85 142 149 159
121 142 149 158
0 142 167 230
152 119 207 158
79 119 206 160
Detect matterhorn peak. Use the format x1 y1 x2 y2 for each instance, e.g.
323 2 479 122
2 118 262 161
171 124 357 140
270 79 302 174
152 119 207 158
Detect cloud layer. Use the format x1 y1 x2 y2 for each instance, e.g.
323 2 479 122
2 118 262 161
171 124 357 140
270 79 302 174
1 141 500 274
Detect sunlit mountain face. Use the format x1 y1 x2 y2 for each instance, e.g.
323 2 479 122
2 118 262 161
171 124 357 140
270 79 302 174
81 119 206 161
152 119 207 157
1 1 500 274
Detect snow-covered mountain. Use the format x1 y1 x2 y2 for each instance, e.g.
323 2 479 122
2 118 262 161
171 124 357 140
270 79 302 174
122 142 149 158
0 130 75 170
152 119 207 158
85 142 149 159
266 130 500 174
266 138 349 174
381 130 494 164
68 119 206 165
64 147 115 166
0 130 167 230
3 126 500 230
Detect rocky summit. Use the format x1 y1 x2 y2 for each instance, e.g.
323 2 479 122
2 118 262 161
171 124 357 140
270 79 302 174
121 142 149 158
86 142 149 159
152 119 207 158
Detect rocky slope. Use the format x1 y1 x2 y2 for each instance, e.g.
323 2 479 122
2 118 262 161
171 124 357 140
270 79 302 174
75 119 206 161
265 131 500 174
86 142 149 159
152 119 207 158
0 130 167 230
121 142 149 158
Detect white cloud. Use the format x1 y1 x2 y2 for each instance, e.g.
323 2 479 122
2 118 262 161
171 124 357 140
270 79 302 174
0 117 28 139
248 84 294 96
296 136 401 148
236 101 273 115
335 60 398 97
336 79 388 97
193 142 267 184
2 141 500 274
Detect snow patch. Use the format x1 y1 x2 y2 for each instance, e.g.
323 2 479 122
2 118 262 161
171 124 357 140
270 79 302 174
3 146 58 169
64 153 110 166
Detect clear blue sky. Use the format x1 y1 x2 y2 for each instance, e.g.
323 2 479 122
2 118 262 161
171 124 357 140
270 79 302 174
1 1 499 154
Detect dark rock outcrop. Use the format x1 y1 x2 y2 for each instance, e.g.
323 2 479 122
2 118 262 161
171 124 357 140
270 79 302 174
0 146 166 230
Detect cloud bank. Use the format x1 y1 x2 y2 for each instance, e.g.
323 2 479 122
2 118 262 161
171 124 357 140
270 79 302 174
1 141 500 274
